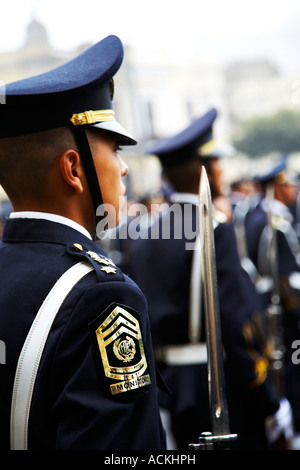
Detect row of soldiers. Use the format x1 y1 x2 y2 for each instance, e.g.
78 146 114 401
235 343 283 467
103 108 300 450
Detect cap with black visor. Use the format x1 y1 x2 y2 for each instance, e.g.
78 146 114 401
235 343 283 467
0 35 136 239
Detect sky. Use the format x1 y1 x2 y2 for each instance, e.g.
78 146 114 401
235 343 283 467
1 0 300 74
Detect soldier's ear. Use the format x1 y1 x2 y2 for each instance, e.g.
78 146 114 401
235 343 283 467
59 149 84 194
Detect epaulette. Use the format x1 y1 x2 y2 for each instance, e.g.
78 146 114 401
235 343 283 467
66 242 124 282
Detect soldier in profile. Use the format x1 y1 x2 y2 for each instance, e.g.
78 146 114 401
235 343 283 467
0 35 166 450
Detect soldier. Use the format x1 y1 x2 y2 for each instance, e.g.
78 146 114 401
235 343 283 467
0 36 166 450
244 161 300 447
129 109 293 450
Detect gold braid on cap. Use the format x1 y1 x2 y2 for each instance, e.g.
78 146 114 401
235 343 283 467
70 109 115 126
70 79 115 126
197 139 217 157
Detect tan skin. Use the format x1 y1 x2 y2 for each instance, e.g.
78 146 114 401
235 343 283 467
12 129 129 237
274 181 299 209
164 158 233 221
204 158 233 221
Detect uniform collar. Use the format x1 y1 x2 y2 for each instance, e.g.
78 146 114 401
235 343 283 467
2 216 95 249
9 211 92 240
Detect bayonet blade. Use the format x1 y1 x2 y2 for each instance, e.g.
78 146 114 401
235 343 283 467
190 166 237 449
199 166 229 435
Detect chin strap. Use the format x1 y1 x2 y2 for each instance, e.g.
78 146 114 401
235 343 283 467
71 125 103 239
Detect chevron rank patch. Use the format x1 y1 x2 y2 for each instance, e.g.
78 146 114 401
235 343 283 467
89 304 151 398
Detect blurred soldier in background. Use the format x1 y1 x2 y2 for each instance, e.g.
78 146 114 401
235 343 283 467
231 177 262 214
239 161 300 447
129 108 293 450
100 189 169 274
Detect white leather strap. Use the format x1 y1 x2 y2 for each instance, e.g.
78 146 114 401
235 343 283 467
10 261 94 450
155 343 208 365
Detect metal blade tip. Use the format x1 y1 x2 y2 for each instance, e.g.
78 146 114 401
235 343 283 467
199 165 211 206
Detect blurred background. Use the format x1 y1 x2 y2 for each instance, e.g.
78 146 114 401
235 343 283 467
1 0 300 204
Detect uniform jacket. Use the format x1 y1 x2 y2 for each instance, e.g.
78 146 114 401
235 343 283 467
0 215 166 450
130 197 280 449
245 198 300 431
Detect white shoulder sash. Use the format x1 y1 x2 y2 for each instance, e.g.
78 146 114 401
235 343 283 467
10 261 94 450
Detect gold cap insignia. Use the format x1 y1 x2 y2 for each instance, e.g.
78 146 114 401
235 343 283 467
70 109 115 126
197 138 217 157
91 305 151 396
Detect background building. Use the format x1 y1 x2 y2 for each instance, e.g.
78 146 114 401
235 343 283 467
0 16 299 199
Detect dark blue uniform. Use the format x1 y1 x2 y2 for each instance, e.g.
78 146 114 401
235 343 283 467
0 217 165 450
0 35 166 450
130 201 280 450
245 196 300 433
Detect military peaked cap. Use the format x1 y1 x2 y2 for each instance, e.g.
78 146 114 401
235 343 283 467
254 159 297 185
147 108 217 167
0 35 136 145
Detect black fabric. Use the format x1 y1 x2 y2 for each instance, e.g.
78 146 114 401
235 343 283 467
129 203 280 450
71 125 103 237
0 217 166 450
